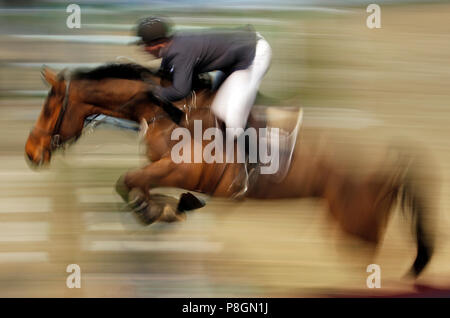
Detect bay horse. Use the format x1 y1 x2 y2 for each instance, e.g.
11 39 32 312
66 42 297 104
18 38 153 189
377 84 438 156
25 63 436 277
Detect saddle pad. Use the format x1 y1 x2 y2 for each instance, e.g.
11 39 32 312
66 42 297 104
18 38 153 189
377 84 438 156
251 105 303 136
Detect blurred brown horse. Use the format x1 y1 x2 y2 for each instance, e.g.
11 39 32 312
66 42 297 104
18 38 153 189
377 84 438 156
25 63 436 277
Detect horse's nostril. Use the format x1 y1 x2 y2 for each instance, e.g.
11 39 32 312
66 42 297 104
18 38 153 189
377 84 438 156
27 152 34 163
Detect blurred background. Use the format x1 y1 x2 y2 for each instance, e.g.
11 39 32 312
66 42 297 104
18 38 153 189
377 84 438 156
0 0 450 297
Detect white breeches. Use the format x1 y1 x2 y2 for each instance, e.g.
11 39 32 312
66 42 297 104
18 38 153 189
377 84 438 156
211 34 272 134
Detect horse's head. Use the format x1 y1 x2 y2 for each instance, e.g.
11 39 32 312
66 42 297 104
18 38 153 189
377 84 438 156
25 67 87 167
25 62 185 168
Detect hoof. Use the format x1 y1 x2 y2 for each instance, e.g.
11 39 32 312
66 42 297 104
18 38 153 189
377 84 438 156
128 188 147 210
177 192 205 211
134 202 164 225
159 204 186 223
115 175 130 203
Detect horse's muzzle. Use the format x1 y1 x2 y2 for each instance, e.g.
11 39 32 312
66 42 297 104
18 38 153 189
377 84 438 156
25 147 51 169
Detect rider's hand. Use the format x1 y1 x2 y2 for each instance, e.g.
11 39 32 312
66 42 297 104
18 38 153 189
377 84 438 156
146 83 171 106
144 82 184 123
145 82 163 103
145 82 157 95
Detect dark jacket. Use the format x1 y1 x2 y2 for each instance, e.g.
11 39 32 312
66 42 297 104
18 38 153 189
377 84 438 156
154 26 257 102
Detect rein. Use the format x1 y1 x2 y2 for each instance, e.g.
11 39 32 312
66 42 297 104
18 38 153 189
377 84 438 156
51 79 71 148
147 113 170 125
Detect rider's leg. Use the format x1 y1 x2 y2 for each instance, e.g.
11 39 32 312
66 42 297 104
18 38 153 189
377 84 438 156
210 35 272 197
246 35 301 182
211 33 272 130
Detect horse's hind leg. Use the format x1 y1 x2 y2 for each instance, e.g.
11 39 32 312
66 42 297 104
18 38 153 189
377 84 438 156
325 176 397 243
324 177 398 274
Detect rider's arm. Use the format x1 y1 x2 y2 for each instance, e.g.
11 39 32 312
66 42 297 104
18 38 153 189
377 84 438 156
153 53 195 103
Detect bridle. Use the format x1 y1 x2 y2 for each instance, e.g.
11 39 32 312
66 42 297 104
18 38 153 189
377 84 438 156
50 79 71 149
31 76 195 152
31 78 71 151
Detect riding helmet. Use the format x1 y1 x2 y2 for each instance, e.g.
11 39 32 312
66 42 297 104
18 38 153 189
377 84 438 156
136 16 172 45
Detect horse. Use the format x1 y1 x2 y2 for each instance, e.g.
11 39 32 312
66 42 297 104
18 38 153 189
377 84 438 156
25 63 437 277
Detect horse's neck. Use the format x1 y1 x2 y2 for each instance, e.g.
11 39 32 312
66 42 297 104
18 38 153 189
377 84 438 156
77 75 215 127
76 79 146 114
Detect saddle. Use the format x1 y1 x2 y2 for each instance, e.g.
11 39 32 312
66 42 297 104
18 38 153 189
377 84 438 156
231 106 304 199
254 106 304 182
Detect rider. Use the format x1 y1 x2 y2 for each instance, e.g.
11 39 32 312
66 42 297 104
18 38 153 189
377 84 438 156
136 16 278 196
135 16 272 134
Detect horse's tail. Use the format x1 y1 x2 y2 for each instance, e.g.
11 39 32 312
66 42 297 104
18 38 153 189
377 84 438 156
400 173 434 276
397 146 438 277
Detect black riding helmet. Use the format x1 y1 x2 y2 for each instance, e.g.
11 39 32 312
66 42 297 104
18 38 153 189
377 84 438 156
135 16 172 45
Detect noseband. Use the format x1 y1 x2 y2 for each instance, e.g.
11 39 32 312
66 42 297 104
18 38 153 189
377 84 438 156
31 78 71 151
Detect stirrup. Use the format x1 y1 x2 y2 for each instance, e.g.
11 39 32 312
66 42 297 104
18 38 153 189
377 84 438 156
231 160 250 200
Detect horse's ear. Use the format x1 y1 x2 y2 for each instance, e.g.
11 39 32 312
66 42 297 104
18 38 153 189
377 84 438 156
41 65 58 87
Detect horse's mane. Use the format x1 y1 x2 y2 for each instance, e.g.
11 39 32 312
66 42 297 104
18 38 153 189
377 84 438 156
66 62 213 125
68 62 212 90
68 63 185 124
70 63 157 81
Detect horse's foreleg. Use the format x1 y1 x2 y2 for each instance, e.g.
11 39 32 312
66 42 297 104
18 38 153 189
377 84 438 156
116 158 202 224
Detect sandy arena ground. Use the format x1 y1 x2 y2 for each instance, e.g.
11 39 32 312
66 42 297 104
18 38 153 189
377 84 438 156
0 3 449 296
